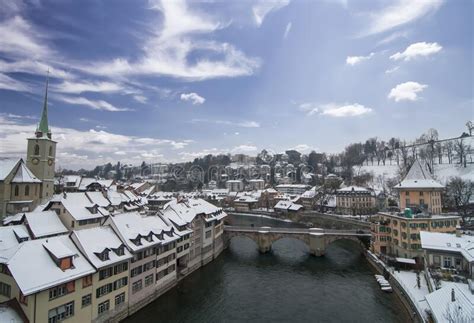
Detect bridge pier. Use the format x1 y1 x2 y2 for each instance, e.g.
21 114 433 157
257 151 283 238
257 229 272 254
309 228 326 257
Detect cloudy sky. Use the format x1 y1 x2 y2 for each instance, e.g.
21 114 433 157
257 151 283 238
0 0 472 169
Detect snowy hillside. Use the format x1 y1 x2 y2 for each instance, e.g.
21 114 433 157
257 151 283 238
354 163 474 185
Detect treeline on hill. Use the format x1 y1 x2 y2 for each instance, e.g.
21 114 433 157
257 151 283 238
58 126 473 190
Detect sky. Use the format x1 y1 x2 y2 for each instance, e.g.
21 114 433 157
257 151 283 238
0 0 472 170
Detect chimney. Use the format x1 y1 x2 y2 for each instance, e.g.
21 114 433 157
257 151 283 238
456 225 461 238
451 288 455 302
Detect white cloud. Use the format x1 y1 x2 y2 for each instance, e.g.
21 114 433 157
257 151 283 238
0 16 52 59
388 81 427 102
300 102 372 117
385 66 400 74
320 103 373 117
0 114 191 169
133 95 148 104
390 42 442 61
346 52 374 66
0 72 31 92
53 80 125 94
55 95 131 112
180 92 205 105
283 22 292 39
190 119 260 128
299 102 319 116
365 0 443 36
0 59 74 80
232 144 258 153
252 0 290 26
291 144 314 153
376 31 408 46
80 0 260 80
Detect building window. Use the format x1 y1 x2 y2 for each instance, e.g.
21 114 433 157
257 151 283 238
433 255 440 265
443 257 452 268
132 280 143 294
82 294 92 308
49 283 74 300
34 144 40 155
113 277 128 290
0 282 11 298
96 283 113 298
114 262 128 275
49 146 53 156
99 267 113 280
82 275 92 288
405 191 409 196
14 185 19 196
205 231 212 239
48 301 74 323
115 292 125 306
145 274 154 287
25 185 29 196
98 300 110 316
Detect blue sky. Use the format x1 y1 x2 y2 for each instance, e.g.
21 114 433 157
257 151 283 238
0 0 472 169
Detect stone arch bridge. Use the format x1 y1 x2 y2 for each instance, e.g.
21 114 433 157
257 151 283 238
224 225 371 256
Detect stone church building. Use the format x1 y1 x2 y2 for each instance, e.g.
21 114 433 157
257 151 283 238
0 80 56 218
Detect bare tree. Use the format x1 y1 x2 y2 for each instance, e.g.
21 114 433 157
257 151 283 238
446 177 473 224
454 138 469 167
435 142 443 164
444 141 454 164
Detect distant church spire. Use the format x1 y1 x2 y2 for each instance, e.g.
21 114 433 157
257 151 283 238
36 71 52 139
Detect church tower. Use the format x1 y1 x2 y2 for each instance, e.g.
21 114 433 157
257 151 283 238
26 76 56 201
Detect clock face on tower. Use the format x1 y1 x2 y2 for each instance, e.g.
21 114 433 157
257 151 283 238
48 159 53 166
32 158 39 165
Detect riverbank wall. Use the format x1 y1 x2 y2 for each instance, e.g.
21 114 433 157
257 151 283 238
365 252 424 323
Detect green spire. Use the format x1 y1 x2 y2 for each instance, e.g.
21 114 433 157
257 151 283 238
36 73 51 138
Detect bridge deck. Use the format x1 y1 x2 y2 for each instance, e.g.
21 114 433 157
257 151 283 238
224 225 371 237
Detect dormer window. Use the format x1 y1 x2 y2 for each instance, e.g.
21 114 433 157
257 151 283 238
96 250 110 261
131 236 142 246
145 233 154 242
114 245 125 256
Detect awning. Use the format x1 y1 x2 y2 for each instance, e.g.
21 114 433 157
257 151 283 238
395 257 416 265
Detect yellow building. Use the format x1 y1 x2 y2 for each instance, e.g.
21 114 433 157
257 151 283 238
371 212 461 260
0 234 96 323
393 159 444 214
336 186 376 215
70 226 132 322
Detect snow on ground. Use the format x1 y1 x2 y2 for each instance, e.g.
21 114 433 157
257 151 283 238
392 270 430 320
356 163 474 185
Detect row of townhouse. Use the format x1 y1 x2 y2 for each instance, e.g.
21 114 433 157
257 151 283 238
0 198 227 323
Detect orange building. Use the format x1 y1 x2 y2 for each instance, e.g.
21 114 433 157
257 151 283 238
393 159 444 215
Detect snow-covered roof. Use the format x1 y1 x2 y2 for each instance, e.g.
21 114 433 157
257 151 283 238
276 184 308 188
395 159 444 190
0 225 28 264
420 231 474 262
71 226 132 269
25 211 68 239
301 186 317 198
234 195 259 203
7 235 96 296
11 161 41 183
337 186 371 193
0 304 23 323
0 157 20 181
249 179 264 182
161 198 227 226
63 175 81 187
58 192 104 221
86 191 111 208
2 212 25 225
425 284 473 323
108 212 175 252
274 200 303 211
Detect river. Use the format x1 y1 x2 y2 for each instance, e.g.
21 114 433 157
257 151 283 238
124 214 410 323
